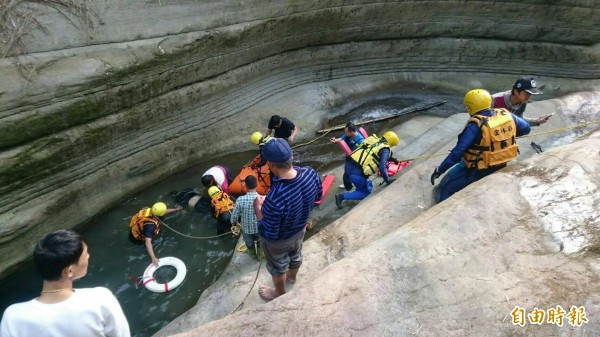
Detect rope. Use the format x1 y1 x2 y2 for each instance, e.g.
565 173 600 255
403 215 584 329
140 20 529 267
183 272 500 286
231 222 241 236
236 242 248 252
400 152 449 162
158 218 234 239
229 260 262 314
315 100 447 134
163 120 600 237
291 129 333 149
396 119 600 162
293 119 600 159
255 166 271 189
517 119 600 138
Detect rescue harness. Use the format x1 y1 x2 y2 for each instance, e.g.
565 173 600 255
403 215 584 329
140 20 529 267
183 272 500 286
210 191 235 218
129 208 160 241
463 108 519 170
349 135 393 176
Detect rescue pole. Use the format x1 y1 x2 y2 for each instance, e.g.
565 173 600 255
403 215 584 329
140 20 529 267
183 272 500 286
316 100 446 134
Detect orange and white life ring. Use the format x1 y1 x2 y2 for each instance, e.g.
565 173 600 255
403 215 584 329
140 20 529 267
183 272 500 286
142 256 187 293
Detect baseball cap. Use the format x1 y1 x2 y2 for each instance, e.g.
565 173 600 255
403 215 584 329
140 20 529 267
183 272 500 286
262 138 292 162
513 78 542 95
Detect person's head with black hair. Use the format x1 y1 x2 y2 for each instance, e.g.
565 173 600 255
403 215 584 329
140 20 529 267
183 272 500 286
34 229 87 281
244 175 258 191
510 78 542 105
202 175 216 188
344 122 359 138
2 229 129 336
268 115 282 129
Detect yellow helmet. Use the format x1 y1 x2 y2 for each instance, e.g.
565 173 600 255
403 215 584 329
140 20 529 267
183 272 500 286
382 131 400 147
208 186 221 198
250 132 263 145
464 89 492 115
151 202 167 216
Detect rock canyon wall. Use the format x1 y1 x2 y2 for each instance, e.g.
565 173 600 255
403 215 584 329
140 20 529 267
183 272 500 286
1 0 599 276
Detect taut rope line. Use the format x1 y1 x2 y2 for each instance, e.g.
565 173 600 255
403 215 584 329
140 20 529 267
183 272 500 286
158 218 237 239
397 119 600 162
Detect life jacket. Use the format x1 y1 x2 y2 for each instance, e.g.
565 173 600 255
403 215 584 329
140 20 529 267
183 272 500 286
463 108 519 170
250 135 275 168
129 208 160 241
258 135 273 147
349 135 392 176
210 191 235 218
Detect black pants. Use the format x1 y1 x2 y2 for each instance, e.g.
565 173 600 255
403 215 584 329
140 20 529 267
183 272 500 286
216 212 231 234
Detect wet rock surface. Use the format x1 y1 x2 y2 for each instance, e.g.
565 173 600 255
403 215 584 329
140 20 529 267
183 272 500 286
156 100 600 336
0 2 599 334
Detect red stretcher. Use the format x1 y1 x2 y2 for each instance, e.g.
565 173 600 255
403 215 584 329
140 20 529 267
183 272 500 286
314 174 335 206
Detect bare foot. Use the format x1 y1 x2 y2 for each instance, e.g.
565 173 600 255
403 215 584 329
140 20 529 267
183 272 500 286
286 272 296 284
258 285 280 301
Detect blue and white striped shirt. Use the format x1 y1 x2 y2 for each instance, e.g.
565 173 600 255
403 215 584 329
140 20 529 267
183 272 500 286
258 166 322 241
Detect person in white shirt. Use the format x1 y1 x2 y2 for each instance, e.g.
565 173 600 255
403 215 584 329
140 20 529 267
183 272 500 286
0 229 130 337
201 165 233 193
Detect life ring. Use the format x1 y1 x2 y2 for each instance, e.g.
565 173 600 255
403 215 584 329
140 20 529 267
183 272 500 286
339 140 352 155
142 256 187 293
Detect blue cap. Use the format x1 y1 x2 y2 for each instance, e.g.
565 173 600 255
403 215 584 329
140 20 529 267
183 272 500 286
262 138 292 162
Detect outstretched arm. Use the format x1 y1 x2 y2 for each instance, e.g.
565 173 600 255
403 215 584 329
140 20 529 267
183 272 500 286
144 237 159 266
164 206 182 215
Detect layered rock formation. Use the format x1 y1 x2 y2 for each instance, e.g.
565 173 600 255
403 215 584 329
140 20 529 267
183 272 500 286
1 0 599 279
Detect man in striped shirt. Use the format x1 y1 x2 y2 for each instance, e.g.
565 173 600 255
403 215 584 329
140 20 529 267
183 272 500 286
254 138 322 301
230 175 260 258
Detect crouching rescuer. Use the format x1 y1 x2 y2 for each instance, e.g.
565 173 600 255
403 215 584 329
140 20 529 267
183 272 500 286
335 131 400 209
430 89 531 202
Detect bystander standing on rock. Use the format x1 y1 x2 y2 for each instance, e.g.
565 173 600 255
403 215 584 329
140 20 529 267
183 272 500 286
231 175 261 258
253 138 322 300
